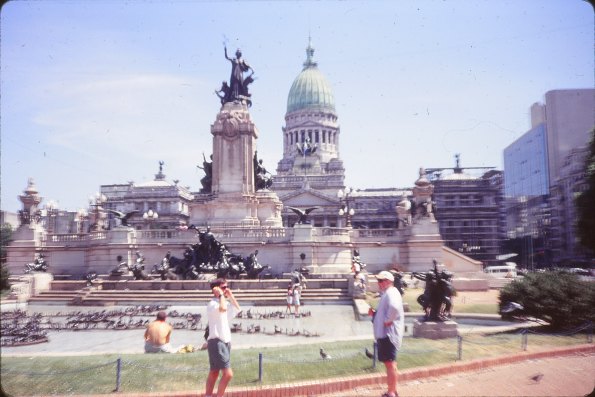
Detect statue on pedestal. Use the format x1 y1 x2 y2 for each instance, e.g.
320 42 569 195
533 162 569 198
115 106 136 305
24 253 48 273
396 193 412 228
351 249 367 273
18 178 42 226
106 209 138 228
131 251 151 280
217 46 255 106
197 153 213 193
412 259 455 321
287 206 319 225
253 151 273 190
111 255 130 276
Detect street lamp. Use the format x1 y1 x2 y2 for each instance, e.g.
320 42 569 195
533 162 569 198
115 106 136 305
76 208 88 234
143 209 159 229
337 188 355 228
89 193 107 232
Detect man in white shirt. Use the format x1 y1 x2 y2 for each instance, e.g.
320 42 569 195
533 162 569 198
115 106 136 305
368 271 405 397
205 278 241 397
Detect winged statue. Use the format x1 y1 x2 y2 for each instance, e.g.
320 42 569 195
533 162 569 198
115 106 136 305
106 209 139 227
287 206 319 225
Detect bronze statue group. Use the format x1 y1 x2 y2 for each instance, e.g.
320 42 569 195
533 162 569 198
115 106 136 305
118 226 269 281
412 260 455 321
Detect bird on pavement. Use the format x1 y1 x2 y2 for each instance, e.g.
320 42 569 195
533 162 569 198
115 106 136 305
319 348 332 360
365 347 374 359
529 373 544 383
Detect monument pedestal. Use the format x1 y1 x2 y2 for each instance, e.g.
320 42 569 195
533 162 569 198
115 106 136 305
255 191 283 227
108 227 135 243
406 218 444 273
293 223 314 242
190 100 283 228
412 319 458 339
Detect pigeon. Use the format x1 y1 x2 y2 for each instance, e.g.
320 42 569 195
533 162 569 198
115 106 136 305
319 348 332 360
365 347 374 359
529 373 544 383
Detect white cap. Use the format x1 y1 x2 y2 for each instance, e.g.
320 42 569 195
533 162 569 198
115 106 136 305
376 271 394 282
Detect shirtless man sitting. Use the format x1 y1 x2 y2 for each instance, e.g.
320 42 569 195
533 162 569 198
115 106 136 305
144 311 177 353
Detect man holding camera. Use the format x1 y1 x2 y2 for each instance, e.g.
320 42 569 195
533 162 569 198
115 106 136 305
204 278 241 397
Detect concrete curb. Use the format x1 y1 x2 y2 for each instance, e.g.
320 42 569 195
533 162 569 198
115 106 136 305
70 344 593 397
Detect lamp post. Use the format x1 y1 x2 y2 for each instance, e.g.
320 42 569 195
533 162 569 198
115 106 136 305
89 193 107 232
76 208 88 234
42 200 59 233
337 188 355 228
143 209 159 229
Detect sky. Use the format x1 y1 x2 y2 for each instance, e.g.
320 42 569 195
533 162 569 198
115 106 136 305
1 0 593 213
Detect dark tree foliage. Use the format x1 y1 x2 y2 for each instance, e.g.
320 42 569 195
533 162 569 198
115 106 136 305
499 271 595 330
1 223 13 290
576 128 595 254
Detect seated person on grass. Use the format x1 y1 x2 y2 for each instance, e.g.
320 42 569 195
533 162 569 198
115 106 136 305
144 311 178 353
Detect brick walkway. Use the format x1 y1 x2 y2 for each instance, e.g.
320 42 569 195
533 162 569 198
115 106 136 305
320 349 595 397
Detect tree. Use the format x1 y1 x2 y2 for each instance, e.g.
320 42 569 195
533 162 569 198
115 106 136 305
499 271 595 330
576 128 595 254
1 223 13 291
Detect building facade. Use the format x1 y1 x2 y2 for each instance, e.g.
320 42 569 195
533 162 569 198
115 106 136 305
503 123 549 198
504 89 595 267
549 145 591 266
545 89 595 186
430 162 505 268
100 167 193 231
273 39 347 227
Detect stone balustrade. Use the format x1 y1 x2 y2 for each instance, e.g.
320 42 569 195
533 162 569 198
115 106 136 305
45 232 107 246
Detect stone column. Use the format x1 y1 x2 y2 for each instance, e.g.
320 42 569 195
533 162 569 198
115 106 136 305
211 101 257 195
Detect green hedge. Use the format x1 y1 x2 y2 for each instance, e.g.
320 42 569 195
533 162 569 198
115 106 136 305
499 271 595 329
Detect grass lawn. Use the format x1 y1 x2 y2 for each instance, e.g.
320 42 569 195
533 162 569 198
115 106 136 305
1 333 589 396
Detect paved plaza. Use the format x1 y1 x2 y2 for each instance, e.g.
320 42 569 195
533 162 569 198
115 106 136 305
1 304 373 356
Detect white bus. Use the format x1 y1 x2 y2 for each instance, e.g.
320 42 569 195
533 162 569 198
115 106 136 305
484 262 517 278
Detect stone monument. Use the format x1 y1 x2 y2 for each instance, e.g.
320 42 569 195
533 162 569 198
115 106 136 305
191 47 282 227
412 259 458 339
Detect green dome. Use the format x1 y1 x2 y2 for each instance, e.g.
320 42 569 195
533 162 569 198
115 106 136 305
286 42 335 114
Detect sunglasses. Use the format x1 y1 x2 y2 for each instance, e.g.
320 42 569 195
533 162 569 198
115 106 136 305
220 285 228 290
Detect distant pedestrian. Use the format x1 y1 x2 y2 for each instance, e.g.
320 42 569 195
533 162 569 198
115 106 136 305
286 284 294 313
368 271 405 397
293 284 302 314
205 278 241 397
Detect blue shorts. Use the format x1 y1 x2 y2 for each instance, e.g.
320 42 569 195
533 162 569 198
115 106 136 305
207 338 231 370
377 337 397 362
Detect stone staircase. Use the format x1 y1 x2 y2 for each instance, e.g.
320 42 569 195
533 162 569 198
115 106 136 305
27 276 353 306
